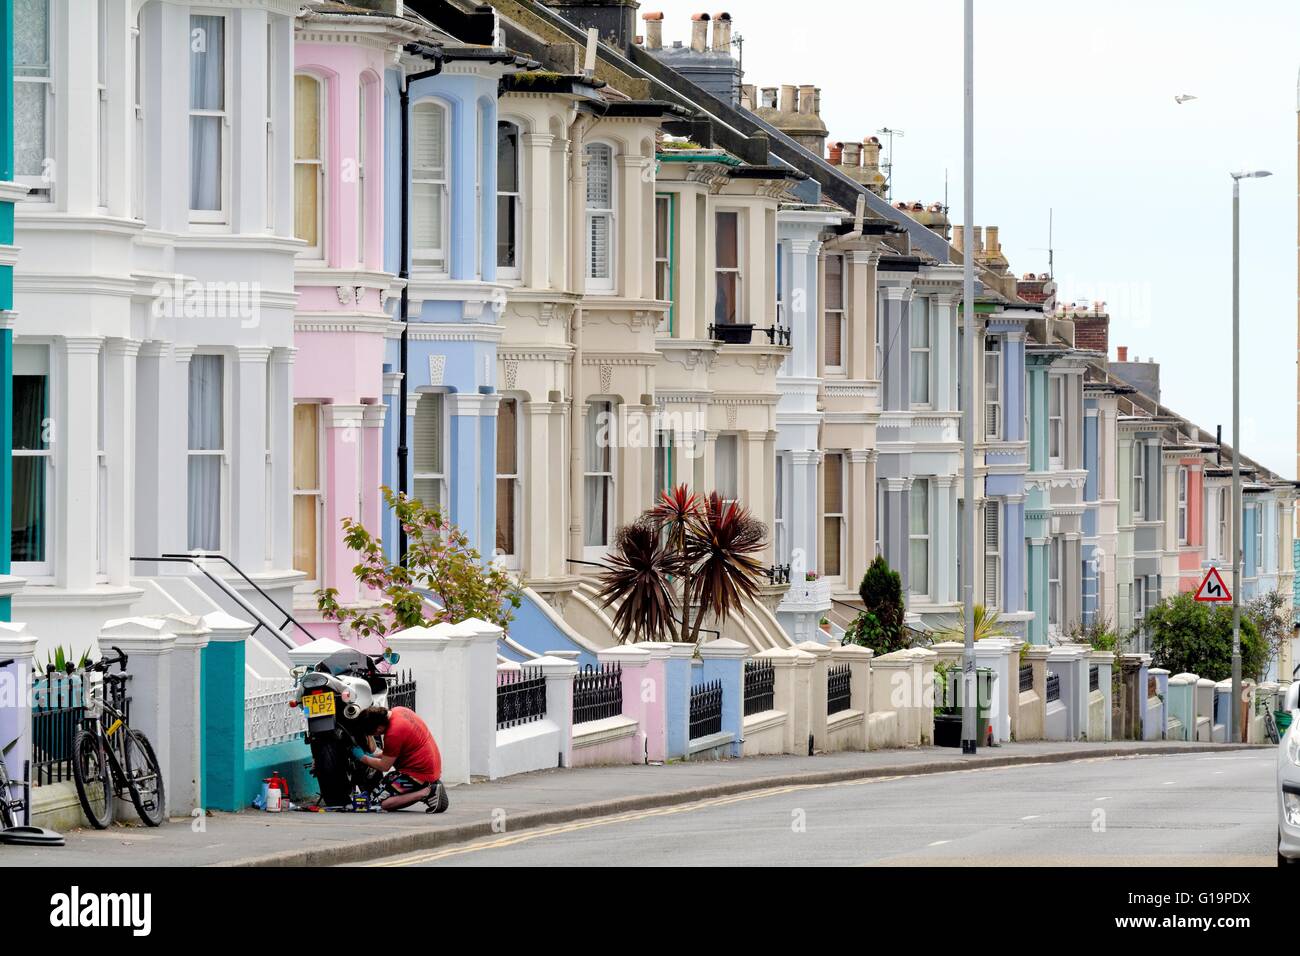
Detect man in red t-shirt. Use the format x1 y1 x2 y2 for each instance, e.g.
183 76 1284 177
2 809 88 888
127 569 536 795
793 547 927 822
352 705 447 811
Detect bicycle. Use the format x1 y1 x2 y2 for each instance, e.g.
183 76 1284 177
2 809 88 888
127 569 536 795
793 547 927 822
70 646 166 829
0 658 25 830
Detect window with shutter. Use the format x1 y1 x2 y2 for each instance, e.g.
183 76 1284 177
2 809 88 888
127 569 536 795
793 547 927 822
824 255 845 369
983 501 1000 608
585 144 614 288
412 101 448 270
294 75 323 253
413 393 446 512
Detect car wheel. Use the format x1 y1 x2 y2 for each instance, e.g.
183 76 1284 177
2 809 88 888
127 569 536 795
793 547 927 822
1280 831 1295 866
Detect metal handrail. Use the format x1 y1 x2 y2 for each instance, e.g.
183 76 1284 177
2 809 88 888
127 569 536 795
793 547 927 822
161 553 317 644
132 555 299 650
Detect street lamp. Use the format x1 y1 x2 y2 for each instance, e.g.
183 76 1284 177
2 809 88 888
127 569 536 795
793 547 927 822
960 0 977 754
1230 169 1271 743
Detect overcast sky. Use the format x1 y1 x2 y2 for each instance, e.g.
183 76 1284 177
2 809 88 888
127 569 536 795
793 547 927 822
649 0 1300 477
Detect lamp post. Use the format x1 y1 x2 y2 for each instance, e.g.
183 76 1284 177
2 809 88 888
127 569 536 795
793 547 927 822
1230 169 1271 743
960 0 977 754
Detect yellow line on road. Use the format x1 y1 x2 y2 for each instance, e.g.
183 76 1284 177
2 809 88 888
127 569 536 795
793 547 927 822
367 775 906 867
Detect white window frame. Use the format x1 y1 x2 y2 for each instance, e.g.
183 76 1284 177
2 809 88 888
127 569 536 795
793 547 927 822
1216 486 1228 560
411 98 450 273
187 352 230 553
983 336 1002 441
984 500 1001 609
294 73 326 259
1176 466 1188 545
188 11 232 225
824 253 846 372
358 77 370 265
97 0 110 210
96 348 108 580
1048 374 1064 468
909 296 931 407
1255 502 1264 570
13 345 54 580
132 15 145 219
292 402 324 590
1133 442 1146 520
654 193 673 332
716 434 740 506
1048 536 1062 629
714 208 743 326
909 478 930 598
1134 578 1146 621
495 396 521 569
15 0 54 200
823 452 845 579
496 120 522 280
773 452 786 565
584 142 615 292
412 391 448 515
583 400 615 554
654 427 675 498
266 22 275 232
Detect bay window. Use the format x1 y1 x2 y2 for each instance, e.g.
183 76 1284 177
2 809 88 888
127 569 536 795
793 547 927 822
585 143 614 290
654 194 673 332
984 336 1002 440
1176 466 1188 545
412 393 446 513
412 100 449 271
495 397 519 562
823 453 844 578
584 401 614 547
909 297 930 406
294 74 325 255
15 0 52 197
1048 537 1062 628
189 13 229 221
187 355 225 552
824 254 845 370
714 210 741 325
13 347 51 575
1048 375 1064 466
497 122 521 276
1133 443 1146 519
293 404 322 584
909 479 929 596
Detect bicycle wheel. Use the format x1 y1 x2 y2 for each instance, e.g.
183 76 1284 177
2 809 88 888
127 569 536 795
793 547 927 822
0 754 16 830
122 727 166 827
71 729 114 830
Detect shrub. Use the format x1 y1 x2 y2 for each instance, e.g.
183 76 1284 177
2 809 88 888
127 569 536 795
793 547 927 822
1145 591 1267 682
843 556 909 656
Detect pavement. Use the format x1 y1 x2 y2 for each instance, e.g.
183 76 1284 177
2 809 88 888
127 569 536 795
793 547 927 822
0 740 1270 867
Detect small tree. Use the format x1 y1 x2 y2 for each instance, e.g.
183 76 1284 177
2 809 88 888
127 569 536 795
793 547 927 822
1066 613 1119 653
843 556 909 656
1145 591 1267 682
316 487 521 641
1244 589 1293 674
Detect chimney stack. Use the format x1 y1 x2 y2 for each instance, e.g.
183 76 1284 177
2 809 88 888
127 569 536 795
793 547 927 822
985 225 1000 254
642 11 663 50
712 11 731 52
798 84 817 115
972 225 984 255
760 87 777 108
739 83 755 109
842 141 862 167
690 12 710 53
1117 346 1128 362
952 225 964 253
779 84 797 114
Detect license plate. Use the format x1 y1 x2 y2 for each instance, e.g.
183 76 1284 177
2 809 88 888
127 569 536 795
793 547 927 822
303 693 336 717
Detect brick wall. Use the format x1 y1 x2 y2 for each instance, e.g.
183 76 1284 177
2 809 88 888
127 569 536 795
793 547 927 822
1074 315 1109 354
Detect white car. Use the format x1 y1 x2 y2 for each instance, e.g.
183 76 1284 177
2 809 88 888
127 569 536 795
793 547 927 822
1278 682 1300 865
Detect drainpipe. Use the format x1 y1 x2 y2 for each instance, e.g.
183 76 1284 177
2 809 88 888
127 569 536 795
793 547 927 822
568 109 593 564
398 45 443 561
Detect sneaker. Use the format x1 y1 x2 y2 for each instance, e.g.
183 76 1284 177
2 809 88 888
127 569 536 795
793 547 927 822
424 780 449 814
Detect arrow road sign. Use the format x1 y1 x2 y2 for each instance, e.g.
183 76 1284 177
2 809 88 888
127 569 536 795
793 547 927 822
1194 566 1232 603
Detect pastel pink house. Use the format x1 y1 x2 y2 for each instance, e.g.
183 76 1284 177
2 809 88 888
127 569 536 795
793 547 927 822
1176 454 1207 593
290 8 424 638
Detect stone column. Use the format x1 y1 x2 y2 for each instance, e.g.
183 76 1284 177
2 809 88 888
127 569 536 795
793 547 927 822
1006 639 1025 741
831 643 872 749
199 611 254 811
60 337 103 588
533 655 577 771
164 614 210 814
102 339 140 584
384 622 453 775
99 617 176 821
870 650 914 745
795 640 831 751
974 638 1012 743
755 646 812 755
233 347 272 570
1024 644 1051 740
597 644 652 764
699 638 748 757
847 449 872 590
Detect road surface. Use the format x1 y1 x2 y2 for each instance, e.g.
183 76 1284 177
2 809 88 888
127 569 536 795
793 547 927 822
361 750 1275 867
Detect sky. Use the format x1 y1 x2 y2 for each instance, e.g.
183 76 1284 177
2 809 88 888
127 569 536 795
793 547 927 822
648 0 1300 478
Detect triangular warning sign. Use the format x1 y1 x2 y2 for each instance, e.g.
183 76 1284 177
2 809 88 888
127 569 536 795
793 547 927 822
1194 566 1232 602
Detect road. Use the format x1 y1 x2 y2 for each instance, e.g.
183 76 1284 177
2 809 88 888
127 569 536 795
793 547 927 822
361 751 1275 867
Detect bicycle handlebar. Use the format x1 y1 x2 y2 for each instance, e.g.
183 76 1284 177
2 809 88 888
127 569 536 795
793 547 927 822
89 645 129 674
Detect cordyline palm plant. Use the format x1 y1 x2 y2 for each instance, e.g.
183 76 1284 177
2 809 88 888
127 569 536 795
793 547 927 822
932 604 1007 643
596 484 768 645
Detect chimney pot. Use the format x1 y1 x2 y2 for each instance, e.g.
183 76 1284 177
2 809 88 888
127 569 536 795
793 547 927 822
798 84 816 114
712 11 732 52
642 11 664 50
1117 346 1128 362
972 225 984 254
842 141 862 167
690 12 710 53
779 84 797 114
828 142 843 165
985 225 1000 252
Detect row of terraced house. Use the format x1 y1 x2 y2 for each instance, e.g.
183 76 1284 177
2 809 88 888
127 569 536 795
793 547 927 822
0 0 1293 685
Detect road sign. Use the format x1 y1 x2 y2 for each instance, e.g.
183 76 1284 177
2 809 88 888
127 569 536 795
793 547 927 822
1194 566 1232 603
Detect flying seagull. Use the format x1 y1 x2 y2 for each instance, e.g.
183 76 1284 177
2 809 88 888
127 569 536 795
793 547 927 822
1175 93 1198 104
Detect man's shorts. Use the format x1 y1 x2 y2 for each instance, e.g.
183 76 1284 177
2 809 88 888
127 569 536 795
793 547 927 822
376 772 433 801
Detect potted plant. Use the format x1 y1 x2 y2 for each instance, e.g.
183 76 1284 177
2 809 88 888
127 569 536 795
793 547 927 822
819 616 832 636
711 323 755 345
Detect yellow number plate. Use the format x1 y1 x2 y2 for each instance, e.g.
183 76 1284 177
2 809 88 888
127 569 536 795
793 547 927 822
303 693 336 717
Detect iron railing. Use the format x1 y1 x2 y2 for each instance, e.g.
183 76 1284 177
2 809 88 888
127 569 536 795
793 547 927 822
573 662 623 725
1089 664 1100 693
1019 663 1033 693
1045 672 1061 704
762 324 792 347
689 680 723 740
497 668 547 730
388 670 417 712
764 564 792 585
744 659 775 716
827 663 852 715
31 667 84 786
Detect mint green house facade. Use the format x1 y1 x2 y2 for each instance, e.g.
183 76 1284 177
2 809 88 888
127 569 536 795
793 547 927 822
0 0 24 619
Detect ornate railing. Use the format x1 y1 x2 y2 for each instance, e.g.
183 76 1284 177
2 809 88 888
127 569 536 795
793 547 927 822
497 668 547 730
689 680 723 739
744 659 775 716
245 677 306 750
827 663 852 715
1045 672 1061 704
573 663 623 725
1019 663 1034 693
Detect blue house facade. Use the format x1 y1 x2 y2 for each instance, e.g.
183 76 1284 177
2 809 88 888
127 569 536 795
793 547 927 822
382 53 517 559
